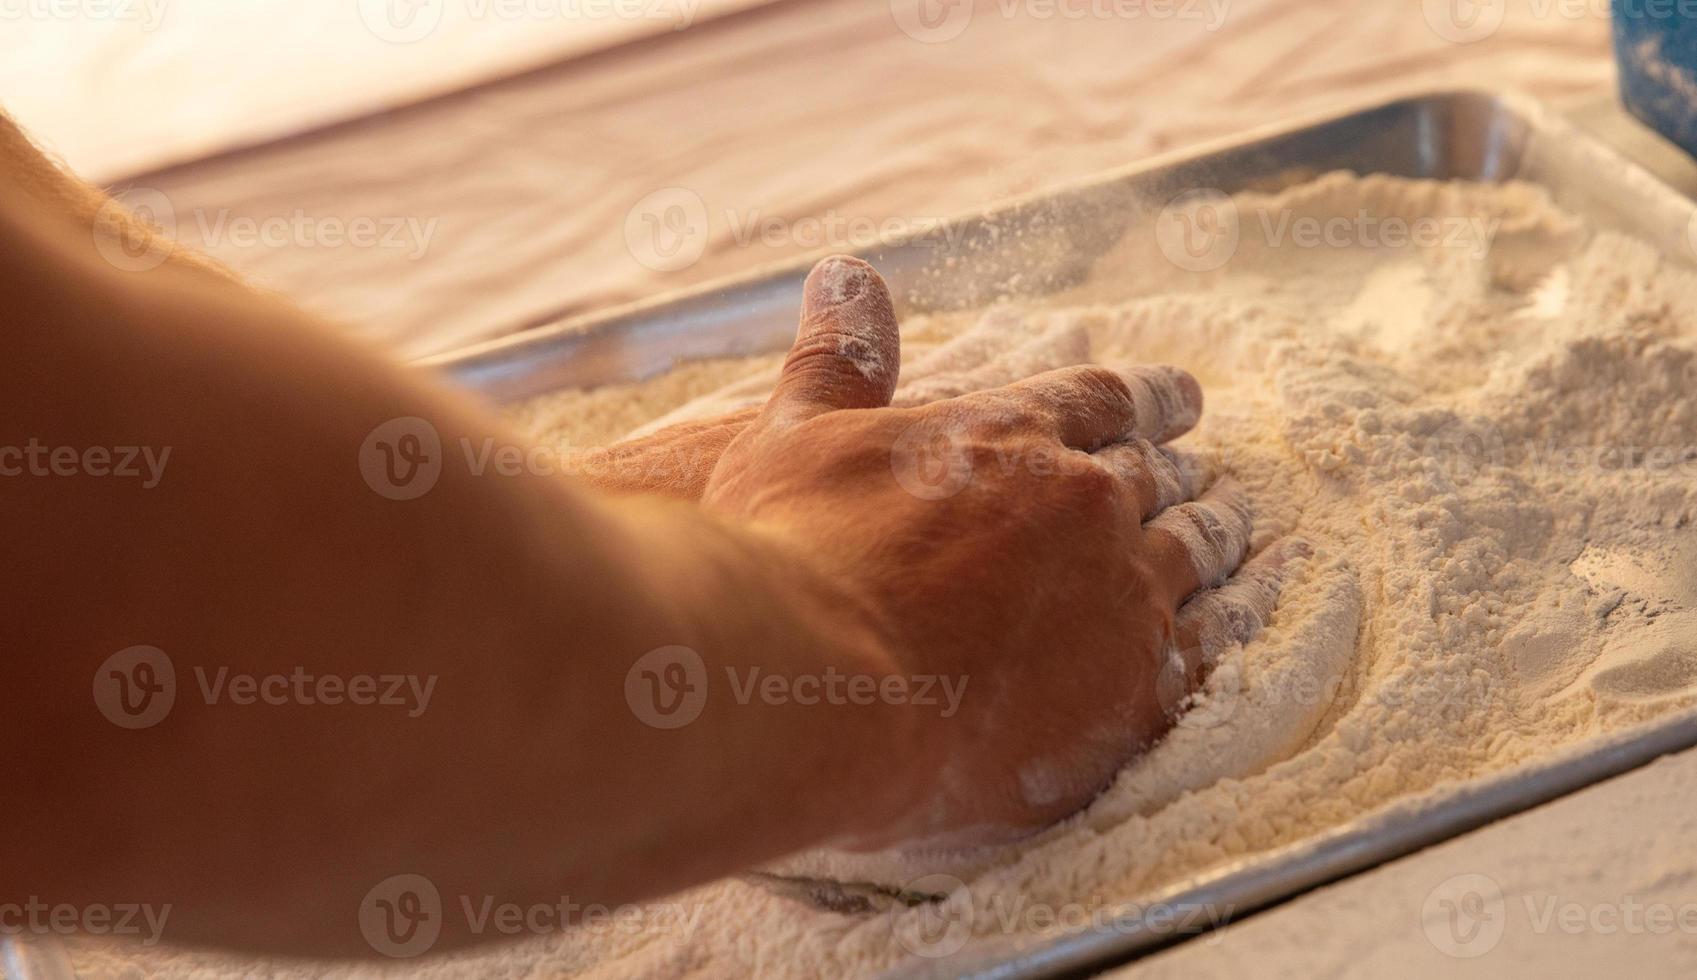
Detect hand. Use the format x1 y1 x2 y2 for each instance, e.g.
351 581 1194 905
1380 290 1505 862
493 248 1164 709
567 268 1091 500
703 255 1307 848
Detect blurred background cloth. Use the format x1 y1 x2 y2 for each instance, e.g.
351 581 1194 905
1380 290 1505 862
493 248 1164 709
1 0 782 177
5 0 1618 357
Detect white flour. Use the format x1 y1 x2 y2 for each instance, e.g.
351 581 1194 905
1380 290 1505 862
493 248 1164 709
59 173 1697 979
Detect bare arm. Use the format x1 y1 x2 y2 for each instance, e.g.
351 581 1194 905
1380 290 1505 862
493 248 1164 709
0 177 925 955
0 114 1299 959
0 112 239 286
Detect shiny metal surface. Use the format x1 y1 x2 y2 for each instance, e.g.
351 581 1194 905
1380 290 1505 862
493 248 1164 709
383 91 1697 979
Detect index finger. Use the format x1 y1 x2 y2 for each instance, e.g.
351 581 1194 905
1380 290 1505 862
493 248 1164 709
969 363 1203 450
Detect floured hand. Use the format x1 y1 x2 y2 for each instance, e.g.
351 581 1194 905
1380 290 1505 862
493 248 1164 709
700 255 1306 848
567 269 1090 499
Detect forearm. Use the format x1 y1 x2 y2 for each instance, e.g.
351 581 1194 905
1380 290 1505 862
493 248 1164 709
0 184 923 955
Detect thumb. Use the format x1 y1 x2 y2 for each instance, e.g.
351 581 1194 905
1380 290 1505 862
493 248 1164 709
761 255 901 429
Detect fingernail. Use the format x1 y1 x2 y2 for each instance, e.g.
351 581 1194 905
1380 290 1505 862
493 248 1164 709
1170 368 1203 416
1136 364 1203 420
1115 363 1204 442
803 255 872 314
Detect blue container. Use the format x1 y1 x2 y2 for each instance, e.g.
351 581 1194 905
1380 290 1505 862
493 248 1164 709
1615 3 1697 157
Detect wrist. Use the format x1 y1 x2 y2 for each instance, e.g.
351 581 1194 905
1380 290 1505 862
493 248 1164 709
613 500 947 849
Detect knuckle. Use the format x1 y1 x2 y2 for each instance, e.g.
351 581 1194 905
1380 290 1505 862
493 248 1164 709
1072 365 1136 407
783 334 863 378
971 391 1046 436
1059 460 1120 508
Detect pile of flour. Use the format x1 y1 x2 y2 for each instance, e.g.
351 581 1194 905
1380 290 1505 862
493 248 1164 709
61 173 1697 979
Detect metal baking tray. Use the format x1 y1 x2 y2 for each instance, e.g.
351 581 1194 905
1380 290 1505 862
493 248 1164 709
419 90 1697 979
7 91 1689 980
